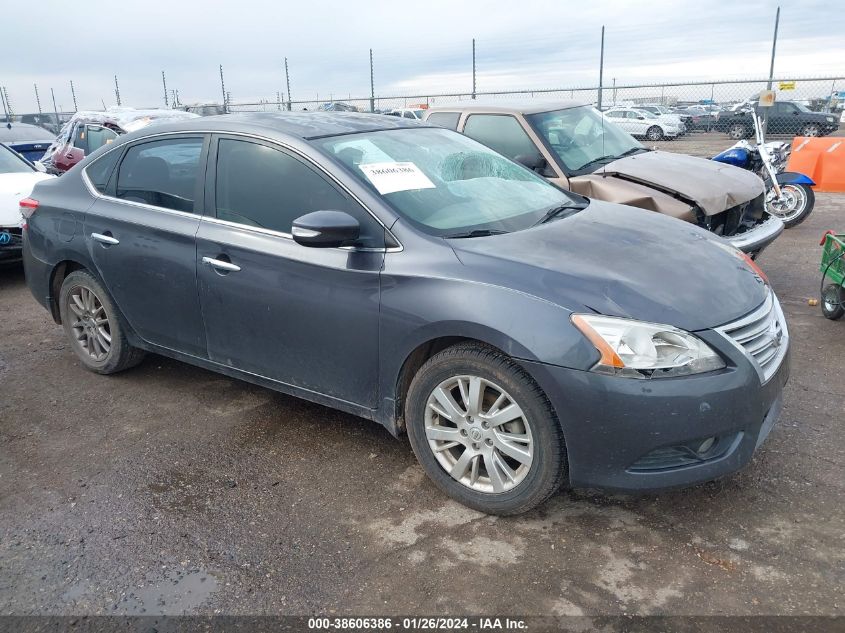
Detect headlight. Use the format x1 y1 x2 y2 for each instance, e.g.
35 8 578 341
827 116 835 123
571 315 726 379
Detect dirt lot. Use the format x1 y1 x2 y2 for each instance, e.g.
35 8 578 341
0 136 843 619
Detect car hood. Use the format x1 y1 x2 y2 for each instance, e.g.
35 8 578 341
600 150 765 215
0 172 54 227
449 200 768 332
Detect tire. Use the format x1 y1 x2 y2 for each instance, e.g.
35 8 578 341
729 123 750 140
801 124 821 137
405 342 566 515
766 183 815 228
821 284 845 320
646 126 664 141
59 270 146 374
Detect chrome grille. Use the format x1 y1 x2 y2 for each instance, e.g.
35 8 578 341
716 291 788 383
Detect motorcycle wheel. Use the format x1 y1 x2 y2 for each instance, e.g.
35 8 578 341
766 183 815 228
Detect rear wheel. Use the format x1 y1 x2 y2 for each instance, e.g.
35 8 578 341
766 183 815 228
646 126 664 141
729 123 750 140
821 284 845 320
405 343 566 515
59 270 146 374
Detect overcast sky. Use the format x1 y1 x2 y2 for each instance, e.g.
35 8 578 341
4 0 844 112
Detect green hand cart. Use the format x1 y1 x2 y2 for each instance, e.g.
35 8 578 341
820 231 845 320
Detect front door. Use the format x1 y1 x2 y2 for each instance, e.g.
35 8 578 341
196 136 384 408
84 135 209 357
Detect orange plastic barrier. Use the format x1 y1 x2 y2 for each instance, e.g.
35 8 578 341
786 136 845 192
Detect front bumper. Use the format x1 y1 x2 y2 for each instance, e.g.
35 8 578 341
725 214 784 255
523 327 789 491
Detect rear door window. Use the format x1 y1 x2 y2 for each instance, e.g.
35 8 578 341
115 137 204 213
86 149 121 193
426 112 460 130
462 114 538 161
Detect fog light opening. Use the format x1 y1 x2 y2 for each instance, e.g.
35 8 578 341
697 437 716 454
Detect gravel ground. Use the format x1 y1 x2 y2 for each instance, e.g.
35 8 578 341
0 136 843 619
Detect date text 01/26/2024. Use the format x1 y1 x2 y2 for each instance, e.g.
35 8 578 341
307 617 528 630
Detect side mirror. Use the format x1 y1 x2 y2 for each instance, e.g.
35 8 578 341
515 153 547 171
637 116 646 120
292 210 360 248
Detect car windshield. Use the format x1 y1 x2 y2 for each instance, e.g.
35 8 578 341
793 102 812 113
315 127 583 236
0 144 34 174
527 106 645 173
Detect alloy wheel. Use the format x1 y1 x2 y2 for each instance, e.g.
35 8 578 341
68 286 112 361
766 184 807 223
424 375 534 494
801 124 820 137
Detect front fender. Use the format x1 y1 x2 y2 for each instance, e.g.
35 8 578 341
776 171 815 186
378 273 600 407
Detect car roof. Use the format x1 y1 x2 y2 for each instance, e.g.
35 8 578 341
426 100 586 115
126 111 432 141
0 122 55 142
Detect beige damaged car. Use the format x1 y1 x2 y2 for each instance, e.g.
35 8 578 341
424 102 783 256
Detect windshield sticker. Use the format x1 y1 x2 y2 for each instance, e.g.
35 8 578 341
358 162 435 195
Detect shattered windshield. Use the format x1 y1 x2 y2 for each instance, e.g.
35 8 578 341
527 106 645 174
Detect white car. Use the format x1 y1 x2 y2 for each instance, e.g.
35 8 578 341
386 108 426 120
635 104 687 134
604 108 681 141
0 144 53 263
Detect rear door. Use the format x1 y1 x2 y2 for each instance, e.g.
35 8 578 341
195 135 385 407
83 135 209 357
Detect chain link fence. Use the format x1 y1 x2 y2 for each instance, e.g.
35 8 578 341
225 76 844 138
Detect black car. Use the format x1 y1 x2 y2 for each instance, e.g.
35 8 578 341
22 112 789 515
715 101 839 139
0 122 56 162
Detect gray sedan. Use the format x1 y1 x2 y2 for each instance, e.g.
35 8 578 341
21 112 789 515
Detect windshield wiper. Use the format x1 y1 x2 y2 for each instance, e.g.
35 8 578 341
619 147 648 157
533 202 588 226
444 229 509 239
575 154 619 171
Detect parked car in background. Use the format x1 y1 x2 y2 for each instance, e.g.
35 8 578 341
40 108 200 174
22 112 788 515
180 103 227 116
0 122 56 162
603 107 681 140
715 100 839 138
318 102 358 112
0 143 52 263
386 108 426 120
19 113 70 135
677 105 719 132
425 102 782 256
635 104 688 134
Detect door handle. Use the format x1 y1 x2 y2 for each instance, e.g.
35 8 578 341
202 256 241 272
91 232 119 245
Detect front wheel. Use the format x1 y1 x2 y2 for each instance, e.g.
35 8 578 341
766 183 815 228
822 284 845 320
405 343 566 515
646 126 664 141
801 124 821 137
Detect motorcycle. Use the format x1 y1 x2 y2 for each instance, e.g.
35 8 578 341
712 112 815 228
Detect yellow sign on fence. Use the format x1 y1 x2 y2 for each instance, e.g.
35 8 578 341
779 81 796 90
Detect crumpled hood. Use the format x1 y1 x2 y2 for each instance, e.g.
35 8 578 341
449 200 768 332
0 172 53 227
600 150 765 215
